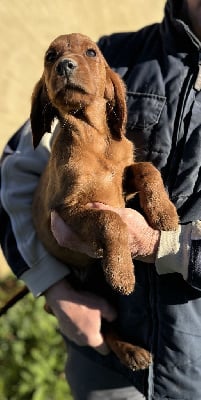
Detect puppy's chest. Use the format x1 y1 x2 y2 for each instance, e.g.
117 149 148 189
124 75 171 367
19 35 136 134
68 153 124 187
53 130 134 204
65 146 132 205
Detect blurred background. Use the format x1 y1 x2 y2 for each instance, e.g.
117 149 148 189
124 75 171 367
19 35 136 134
0 1 164 398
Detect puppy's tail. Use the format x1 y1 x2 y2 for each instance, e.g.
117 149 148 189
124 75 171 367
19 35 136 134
0 285 29 317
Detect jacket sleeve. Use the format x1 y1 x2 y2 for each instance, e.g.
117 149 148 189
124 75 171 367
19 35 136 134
156 221 201 290
1 121 70 296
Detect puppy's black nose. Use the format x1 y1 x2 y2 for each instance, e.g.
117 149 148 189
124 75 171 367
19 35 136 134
56 59 77 76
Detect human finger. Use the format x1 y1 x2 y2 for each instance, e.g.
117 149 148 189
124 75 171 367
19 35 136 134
51 211 97 257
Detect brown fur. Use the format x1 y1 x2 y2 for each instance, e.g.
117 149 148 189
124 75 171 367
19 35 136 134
31 33 179 370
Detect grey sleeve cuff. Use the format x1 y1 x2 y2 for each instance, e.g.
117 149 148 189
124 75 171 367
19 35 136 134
155 224 192 280
21 255 70 297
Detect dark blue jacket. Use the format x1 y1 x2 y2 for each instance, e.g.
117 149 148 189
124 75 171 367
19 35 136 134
1 0 201 398
97 0 201 398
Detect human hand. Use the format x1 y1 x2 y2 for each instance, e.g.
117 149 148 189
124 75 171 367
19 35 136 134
88 203 160 263
44 278 117 355
51 205 160 263
51 211 97 257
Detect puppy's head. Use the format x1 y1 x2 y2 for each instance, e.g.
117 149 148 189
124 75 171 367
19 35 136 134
31 33 127 147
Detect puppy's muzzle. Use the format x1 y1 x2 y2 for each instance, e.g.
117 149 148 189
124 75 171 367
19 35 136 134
56 58 78 77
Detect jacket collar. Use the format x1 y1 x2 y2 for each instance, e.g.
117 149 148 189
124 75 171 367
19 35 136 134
164 0 201 49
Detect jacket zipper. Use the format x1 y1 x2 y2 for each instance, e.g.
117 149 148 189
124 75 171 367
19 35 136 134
165 67 195 195
194 62 201 91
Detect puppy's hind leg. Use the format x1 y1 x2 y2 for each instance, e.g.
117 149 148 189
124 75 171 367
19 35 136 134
103 321 152 371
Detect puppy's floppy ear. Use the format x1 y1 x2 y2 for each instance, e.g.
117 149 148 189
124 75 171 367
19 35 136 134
30 76 57 148
104 66 127 139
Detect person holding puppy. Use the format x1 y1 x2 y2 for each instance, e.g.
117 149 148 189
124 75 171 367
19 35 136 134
1 0 201 399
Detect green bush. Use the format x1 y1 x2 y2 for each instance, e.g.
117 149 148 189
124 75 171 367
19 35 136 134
0 278 73 400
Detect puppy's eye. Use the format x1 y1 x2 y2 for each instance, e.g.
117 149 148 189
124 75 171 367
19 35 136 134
45 50 57 63
86 48 96 57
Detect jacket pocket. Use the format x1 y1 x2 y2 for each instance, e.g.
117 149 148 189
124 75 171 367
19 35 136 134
126 91 166 130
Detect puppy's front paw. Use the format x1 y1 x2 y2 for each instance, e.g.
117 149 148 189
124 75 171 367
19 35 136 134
147 202 179 231
104 258 135 295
